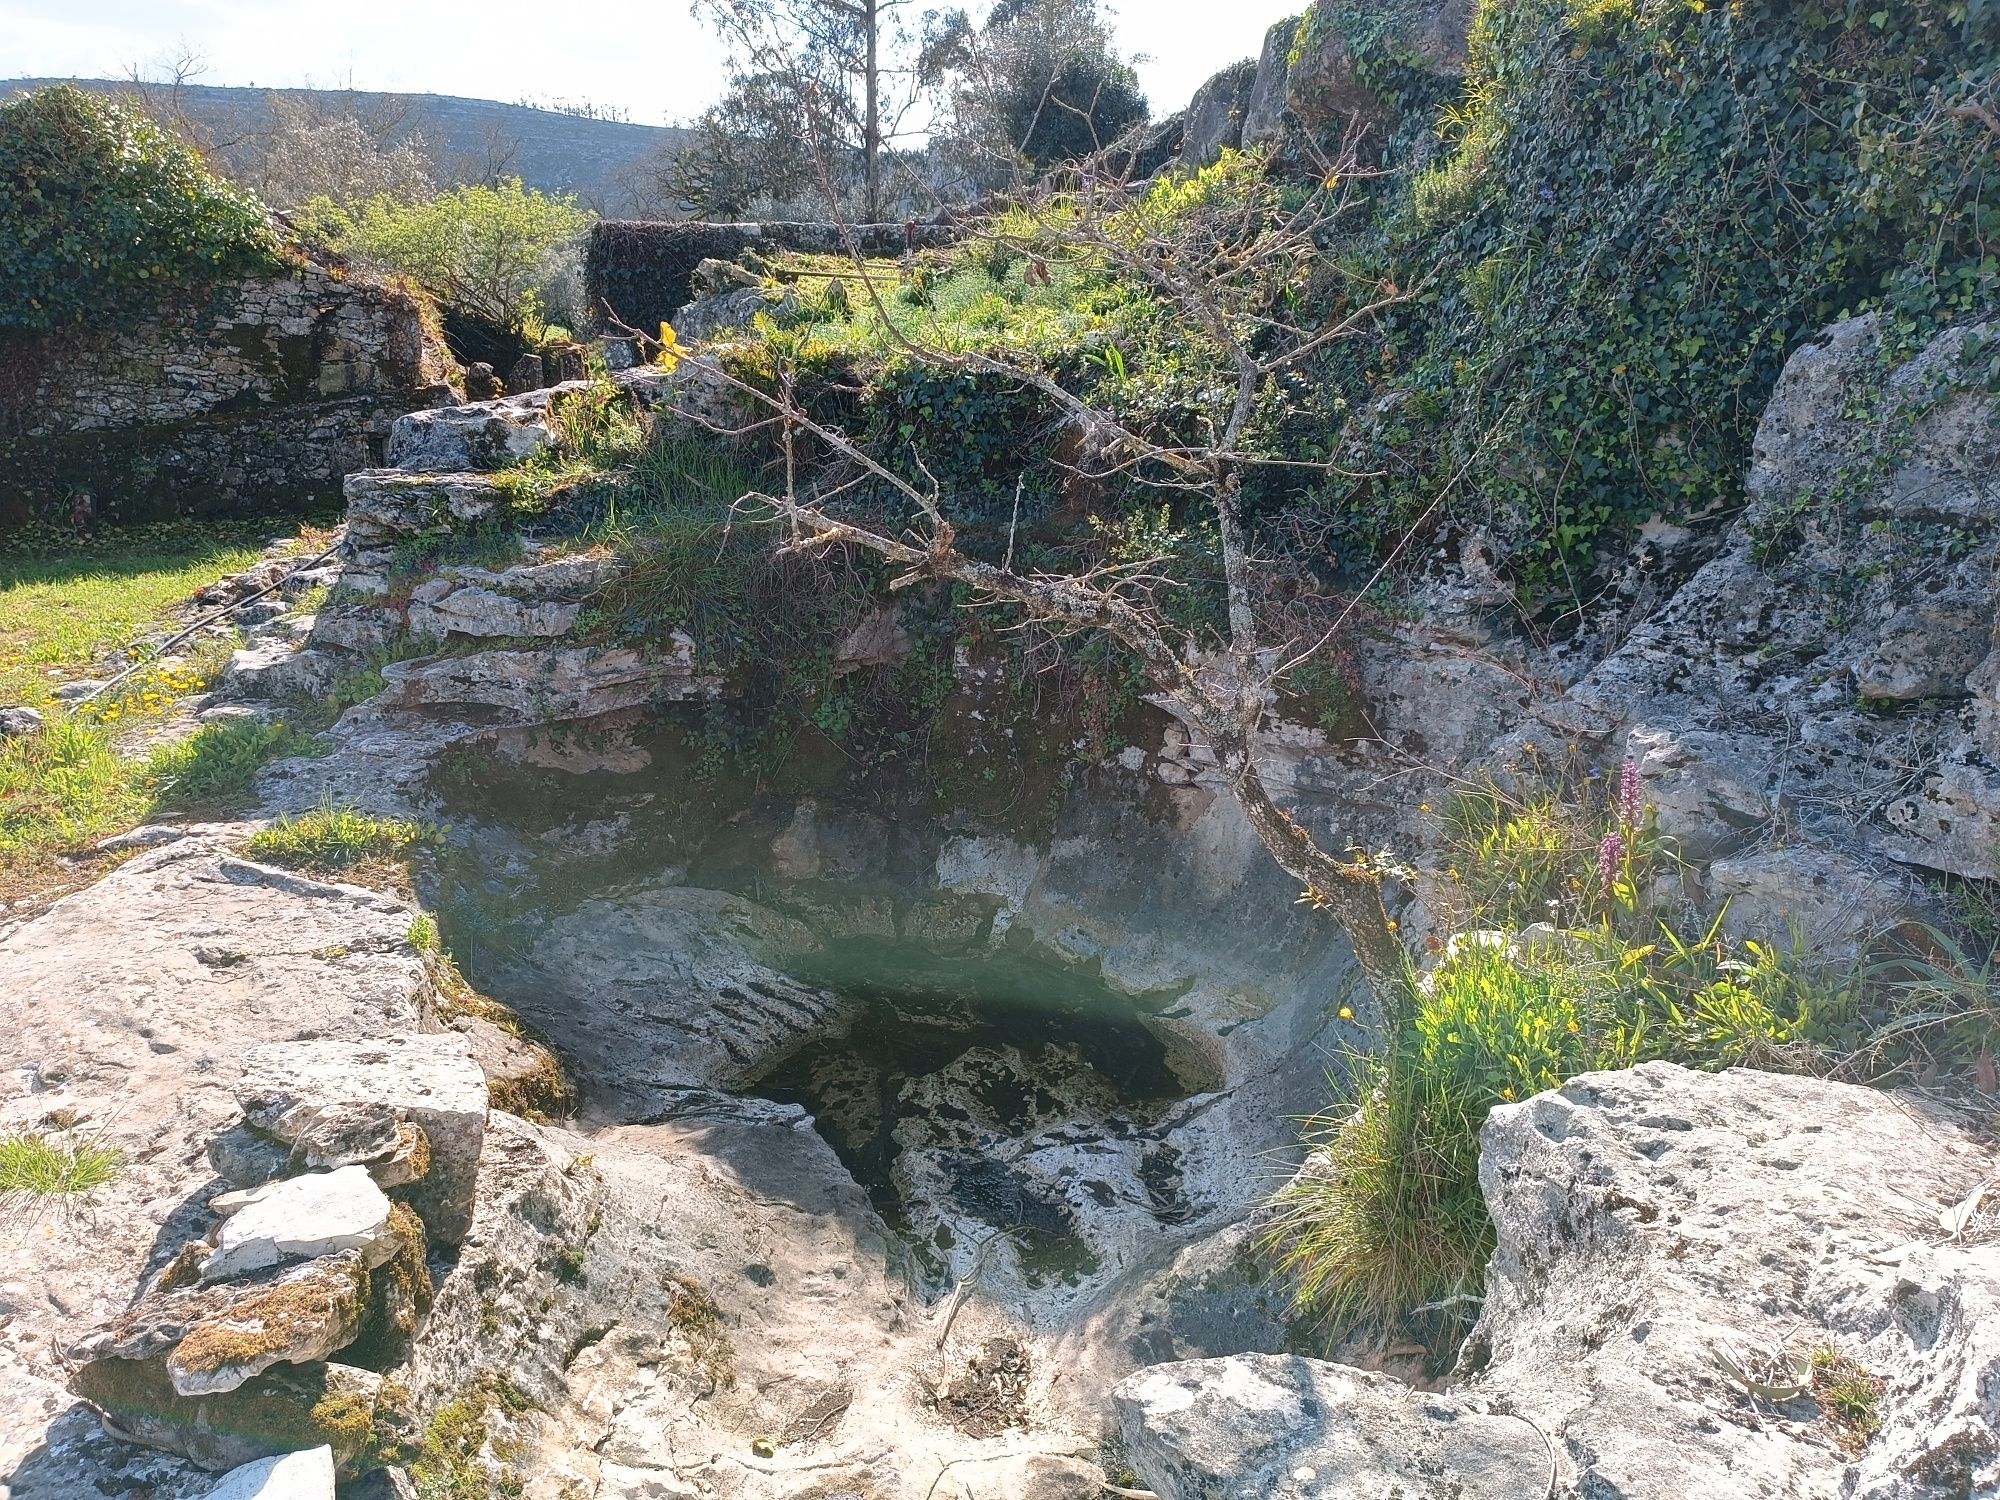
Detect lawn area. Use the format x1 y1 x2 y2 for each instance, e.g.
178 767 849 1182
0 517 330 900
0 521 296 708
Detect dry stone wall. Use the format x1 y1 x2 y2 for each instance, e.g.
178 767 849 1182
0 263 455 532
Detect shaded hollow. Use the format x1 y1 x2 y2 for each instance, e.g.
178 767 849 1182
743 939 1215 1294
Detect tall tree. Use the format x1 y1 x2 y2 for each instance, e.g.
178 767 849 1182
935 0 1147 176
690 0 936 221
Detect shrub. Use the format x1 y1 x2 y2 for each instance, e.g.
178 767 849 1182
0 1131 121 1198
0 85 278 329
339 179 594 334
1267 764 1858 1335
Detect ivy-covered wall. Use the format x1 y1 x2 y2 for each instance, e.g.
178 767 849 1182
1302 0 1997 595
0 265 455 533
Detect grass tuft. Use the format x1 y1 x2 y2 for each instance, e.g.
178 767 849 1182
1810 1346 1884 1449
0 1132 121 1198
147 717 316 806
245 803 424 873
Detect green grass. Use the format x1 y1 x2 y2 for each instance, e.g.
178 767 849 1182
1810 1346 1884 1449
0 521 339 892
149 718 318 806
245 803 424 872
0 518 316 709
0 1131 121 1198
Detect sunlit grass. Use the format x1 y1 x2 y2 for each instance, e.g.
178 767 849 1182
245 801 425 873
0 1131 121 1199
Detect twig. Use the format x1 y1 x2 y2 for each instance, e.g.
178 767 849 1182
935 1227 1015 1351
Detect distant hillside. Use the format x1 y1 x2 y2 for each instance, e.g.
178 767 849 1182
0 79 691 215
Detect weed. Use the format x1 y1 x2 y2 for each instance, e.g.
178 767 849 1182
0 1131 121 1198
1810 1346 1884 1449
147 718 315 806
245 802 425 872
408 913 442 953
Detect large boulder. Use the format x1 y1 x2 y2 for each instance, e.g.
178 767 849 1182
1117 1065 1998 1500
1181 60 1258 167
1467 1063 1998 1499
1576 315 2000 883
1113 1354 1551 1499
236 1035 490 1245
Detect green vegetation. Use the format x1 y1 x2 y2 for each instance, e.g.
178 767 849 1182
0 1130 121 1198
0 520 335 891
1266 766 1859 1335
0 521 282 710
0 85 280 328
245 803 425 873
1810 1346 1885 1449
310 178 594 336
150 718 318 806
408 1379 532 1500
1324 0 1993 591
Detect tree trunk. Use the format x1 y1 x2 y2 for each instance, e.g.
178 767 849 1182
864 0 881 222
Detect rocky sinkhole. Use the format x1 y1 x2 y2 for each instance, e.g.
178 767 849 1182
743 940 1218 1297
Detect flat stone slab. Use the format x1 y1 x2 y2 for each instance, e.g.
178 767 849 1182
1114 1354 1552 1500
203 1446 335 1500
202 1168 394 1282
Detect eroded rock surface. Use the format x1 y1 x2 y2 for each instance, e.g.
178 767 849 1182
1117 1064 1998 1500
1115 1354 1550 1500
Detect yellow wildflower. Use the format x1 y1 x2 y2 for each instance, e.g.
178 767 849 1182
1338 1006 1354 1020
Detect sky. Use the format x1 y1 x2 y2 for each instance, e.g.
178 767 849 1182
0 1 1302 125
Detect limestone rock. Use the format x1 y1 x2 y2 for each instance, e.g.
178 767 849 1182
672 285 799 343
201 1168 396 1282
340 471 510 548
236 1034 489 1244
1465 1063 1999 1499
1113 1354 1551 1500
489 881 840 1107
70 1359 387 1475
307 606 403 657
1706 845 1921 957
1 705 45 737
1181 59 1256 167
1626 724 1774 861
220 644 341 703
168 1256 372 1396
384 386 587 471
406 579 581 641
1574 314 2000 884
202 1447 336 1500
1239 16 1302 146
374 646 714 724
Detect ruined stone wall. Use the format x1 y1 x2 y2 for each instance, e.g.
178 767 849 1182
0 263 455 532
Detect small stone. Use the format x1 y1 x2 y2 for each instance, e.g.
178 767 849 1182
505 354 545 394
462 363 503 401
0 706 45 738
201 1167 396 1282
202 1445 336 1500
